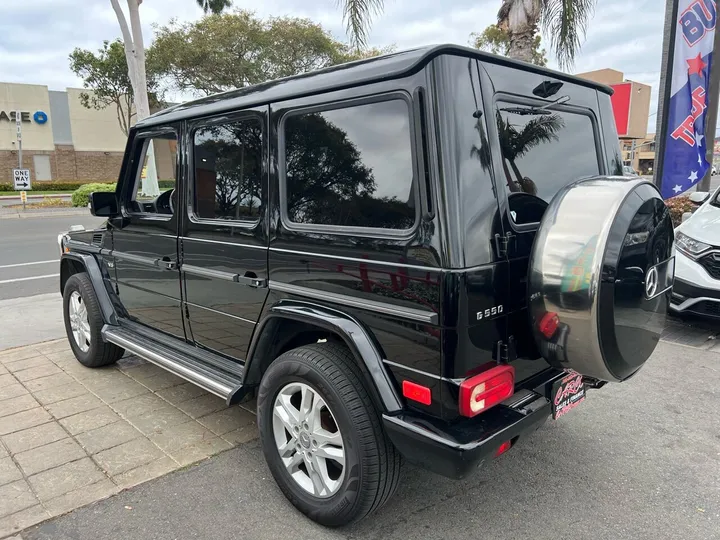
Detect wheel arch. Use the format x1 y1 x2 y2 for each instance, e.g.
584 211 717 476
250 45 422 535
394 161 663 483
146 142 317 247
60 253 118 326
244 301 402 414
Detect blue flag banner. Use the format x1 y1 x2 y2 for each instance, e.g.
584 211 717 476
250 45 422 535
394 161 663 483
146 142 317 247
660 0 716 199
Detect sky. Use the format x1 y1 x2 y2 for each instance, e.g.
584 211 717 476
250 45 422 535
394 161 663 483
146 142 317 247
0 0 665 133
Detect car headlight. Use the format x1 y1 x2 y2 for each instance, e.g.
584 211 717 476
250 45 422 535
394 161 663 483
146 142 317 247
675 231 712 258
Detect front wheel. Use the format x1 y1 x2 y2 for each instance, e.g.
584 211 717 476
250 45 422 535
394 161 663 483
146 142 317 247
63 272 124 367
257 343 401 527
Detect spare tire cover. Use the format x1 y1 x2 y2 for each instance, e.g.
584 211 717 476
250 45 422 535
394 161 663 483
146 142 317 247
528 177 674 382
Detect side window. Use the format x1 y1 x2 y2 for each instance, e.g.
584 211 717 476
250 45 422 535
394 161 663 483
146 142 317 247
193 118 263 221
282 98 417 231
495 104 600 225
129 133 178 216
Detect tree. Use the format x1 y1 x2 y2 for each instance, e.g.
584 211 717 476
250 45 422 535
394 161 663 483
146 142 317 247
109 0 229 196
151 11 391 97
69 40 135 136
497 0 596 70
470 24 547 66
337 0 385 50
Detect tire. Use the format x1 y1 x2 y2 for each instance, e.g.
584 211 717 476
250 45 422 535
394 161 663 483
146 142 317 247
257 342 401 527
63 272 124 367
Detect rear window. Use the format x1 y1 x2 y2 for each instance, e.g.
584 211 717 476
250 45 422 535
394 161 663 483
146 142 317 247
495 103 600 225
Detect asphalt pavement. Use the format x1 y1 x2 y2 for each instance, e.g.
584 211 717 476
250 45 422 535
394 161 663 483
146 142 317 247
0 214 105 301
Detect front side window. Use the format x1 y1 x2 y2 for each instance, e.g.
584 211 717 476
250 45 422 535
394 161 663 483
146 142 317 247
283 99 417 231
129 133 177 216
495 103 600 224
193 118 263 221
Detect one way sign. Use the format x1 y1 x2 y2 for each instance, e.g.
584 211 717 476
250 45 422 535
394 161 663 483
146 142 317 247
13 169 31 190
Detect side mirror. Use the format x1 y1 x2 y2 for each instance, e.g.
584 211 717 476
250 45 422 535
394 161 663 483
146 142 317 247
90 191 118 217
681 211 693 223
688 191 709 204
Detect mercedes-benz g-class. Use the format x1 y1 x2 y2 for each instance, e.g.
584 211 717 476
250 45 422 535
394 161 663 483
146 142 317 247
58 45 674 526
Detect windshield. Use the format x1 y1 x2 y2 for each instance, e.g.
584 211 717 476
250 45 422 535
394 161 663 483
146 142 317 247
495 102 601 225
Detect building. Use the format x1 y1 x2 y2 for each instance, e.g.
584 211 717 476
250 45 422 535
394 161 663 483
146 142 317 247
576 69 655 174
0 82 128 183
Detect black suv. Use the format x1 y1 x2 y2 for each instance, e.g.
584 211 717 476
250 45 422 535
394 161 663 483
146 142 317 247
58 45 674 526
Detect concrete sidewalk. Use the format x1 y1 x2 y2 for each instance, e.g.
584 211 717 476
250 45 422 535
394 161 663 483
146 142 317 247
0 295 64 351
0 209 89 220
0 340 257 539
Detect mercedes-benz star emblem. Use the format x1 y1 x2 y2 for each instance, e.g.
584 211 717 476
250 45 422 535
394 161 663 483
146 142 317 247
645 266 659 298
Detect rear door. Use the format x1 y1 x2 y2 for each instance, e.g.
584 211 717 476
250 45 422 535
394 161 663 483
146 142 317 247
180 108 269 361
110 127 184 339
479 62 611 361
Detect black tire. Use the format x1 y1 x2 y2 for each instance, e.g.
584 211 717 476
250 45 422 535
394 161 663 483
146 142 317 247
257 342 401 527
63 272 124 367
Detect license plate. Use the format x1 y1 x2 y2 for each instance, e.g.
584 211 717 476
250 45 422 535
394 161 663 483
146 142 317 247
551 371 586 419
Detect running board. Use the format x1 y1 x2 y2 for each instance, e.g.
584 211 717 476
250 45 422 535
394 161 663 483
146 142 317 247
102 325 244 405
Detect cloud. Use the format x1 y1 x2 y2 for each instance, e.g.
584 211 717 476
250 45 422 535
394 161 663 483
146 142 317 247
0 0 667 137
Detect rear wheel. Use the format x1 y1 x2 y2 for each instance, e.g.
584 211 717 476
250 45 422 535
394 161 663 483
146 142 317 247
257 342 401 527
63 272 124 367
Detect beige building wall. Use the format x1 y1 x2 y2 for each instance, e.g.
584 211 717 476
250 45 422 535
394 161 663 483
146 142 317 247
0 83 54 151
576 68 625 86
67 88 129 152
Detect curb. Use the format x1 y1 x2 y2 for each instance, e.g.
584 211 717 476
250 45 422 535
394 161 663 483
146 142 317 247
0 208 90 219
0 194 72 200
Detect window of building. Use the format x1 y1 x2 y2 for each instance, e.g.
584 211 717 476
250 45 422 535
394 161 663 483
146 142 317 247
129 133 177 216
282 98 417 231
495 104 600 225
193 118 263 221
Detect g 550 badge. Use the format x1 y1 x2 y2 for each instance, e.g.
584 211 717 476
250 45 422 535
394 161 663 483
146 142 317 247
477 305 503 320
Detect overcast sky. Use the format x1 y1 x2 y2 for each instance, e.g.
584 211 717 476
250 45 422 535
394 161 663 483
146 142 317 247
1 0 665 132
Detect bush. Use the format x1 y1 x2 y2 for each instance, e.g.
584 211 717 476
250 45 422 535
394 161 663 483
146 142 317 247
0 180 116 192
665 196 696 227
71 183 117 207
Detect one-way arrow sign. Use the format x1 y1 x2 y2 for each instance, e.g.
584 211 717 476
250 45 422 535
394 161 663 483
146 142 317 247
13 169 31 191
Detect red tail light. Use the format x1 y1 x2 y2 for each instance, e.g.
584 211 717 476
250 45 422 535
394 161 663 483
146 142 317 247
539 312 559 339
458 365 515 417
495 440 512 457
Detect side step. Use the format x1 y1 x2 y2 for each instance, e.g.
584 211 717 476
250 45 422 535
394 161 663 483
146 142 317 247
102 325 244 405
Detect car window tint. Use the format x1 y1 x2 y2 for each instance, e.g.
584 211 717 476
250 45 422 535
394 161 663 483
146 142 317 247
129 133 178 216
283 99 416 230
193 118 263 221
495 105 599 225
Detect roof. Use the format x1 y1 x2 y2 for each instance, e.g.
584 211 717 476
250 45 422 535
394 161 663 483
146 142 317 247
138 44 612 128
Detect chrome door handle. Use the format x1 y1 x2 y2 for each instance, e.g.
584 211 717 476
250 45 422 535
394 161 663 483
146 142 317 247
160 257 177 270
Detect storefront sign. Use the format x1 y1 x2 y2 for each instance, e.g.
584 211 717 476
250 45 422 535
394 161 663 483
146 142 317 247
0 110 48 124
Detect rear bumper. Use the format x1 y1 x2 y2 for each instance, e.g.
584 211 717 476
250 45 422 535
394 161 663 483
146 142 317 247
383 390 552 479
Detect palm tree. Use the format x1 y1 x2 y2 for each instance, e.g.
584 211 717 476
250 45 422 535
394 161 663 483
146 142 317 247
196 0 232 12
337 0 385 49
495 111 564 193
497 0 596 70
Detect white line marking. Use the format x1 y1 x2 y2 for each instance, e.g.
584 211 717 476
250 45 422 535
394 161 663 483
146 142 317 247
0 260 59 270
0 274 59 285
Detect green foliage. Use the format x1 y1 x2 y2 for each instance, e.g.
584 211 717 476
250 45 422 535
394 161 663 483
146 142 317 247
665 196 696 227
196 0 232 13
150 10 391 96
71 183 117 207
470 24 547 66
0 181 115 192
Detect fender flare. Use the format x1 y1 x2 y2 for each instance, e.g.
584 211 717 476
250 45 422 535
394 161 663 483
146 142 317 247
60 252 118 326
244 301 403 414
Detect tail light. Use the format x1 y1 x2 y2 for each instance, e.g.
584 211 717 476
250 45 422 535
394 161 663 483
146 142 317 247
458 365 515 418
495 440 512 457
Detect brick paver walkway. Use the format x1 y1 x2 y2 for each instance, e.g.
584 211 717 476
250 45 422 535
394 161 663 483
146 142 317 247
0 340 257 539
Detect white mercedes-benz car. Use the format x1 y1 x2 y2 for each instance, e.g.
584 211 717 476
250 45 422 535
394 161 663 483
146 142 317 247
671 188 720 318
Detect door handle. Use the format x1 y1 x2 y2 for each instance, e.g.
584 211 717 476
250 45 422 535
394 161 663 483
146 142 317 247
160 256 177 271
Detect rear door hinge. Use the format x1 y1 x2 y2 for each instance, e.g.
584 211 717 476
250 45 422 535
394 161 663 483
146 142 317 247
494 232 515 258
496 336 517 364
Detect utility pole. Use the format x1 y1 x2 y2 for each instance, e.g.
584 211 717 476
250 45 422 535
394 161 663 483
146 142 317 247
15 110 22 170
698 24 720 192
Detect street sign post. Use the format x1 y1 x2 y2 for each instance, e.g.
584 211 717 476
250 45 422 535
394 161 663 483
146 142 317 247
13 169 31 190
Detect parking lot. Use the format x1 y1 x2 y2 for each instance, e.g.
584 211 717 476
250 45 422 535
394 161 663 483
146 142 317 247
0 211 719 540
